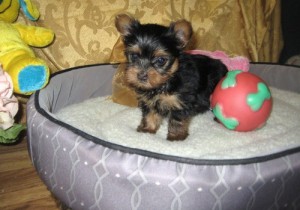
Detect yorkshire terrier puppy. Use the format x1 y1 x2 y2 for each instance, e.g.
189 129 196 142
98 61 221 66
115 14 228 141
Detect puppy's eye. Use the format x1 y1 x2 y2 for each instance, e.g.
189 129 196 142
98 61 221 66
154 57 168 67
129 53 139 62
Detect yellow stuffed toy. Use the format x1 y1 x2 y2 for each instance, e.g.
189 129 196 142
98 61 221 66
0 0 54 95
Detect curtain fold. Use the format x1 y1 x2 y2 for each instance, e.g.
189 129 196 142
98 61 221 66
20 0 282 73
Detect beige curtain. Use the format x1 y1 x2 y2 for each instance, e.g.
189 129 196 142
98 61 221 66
21 0 282 73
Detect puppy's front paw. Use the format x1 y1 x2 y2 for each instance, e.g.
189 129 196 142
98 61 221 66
167 131 188 141
167 117 190 141
137 112 162 134
137 124 157 134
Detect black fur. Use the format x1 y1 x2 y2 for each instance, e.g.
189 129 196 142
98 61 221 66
115 14 228 140
137 53 228 120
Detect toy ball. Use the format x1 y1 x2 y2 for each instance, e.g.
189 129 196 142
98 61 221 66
210 70 273 132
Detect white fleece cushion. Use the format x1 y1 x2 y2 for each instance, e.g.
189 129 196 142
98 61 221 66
55 87 300 160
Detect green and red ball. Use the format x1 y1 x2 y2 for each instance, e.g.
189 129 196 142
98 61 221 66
210 70 273 131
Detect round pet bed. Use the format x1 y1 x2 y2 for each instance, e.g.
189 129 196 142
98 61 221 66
27 63 300 210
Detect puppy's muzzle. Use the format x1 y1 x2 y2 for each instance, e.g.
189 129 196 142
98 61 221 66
137 72 148 82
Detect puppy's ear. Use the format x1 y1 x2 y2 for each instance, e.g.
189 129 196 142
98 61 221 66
170 20 193 48
115 14 138 36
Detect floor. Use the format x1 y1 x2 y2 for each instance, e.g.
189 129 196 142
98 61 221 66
0 137 60 210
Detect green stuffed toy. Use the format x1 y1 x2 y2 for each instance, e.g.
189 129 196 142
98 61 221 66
0 0 54 95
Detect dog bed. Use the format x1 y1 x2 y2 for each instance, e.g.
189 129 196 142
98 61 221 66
27 63 300 210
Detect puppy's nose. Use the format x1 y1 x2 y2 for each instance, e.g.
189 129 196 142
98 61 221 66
137 72 148 81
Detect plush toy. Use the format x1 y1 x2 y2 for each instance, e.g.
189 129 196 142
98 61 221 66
187 50 250 72
210 70 273 132
0 0 54 95
0 65 18 130
0 65 25 143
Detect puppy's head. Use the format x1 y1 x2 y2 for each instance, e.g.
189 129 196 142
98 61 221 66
115 14 193 90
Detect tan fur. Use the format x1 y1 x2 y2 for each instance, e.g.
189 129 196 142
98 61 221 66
167 58 179 76
173 20 193 48
126 59 179 90
137 111 162 133
148 69 169 88
138 92 184 111
167 118 191 141
147 58 179 88
153 49 170 57
159 94 183 110
126 67 154 90
127 45 141 54
115 14 135 36
126 66 140 86
137 93 159 110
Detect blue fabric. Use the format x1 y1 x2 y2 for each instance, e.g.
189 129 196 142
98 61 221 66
19 65 47 92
